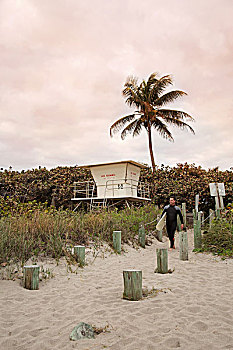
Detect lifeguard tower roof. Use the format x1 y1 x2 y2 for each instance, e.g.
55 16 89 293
79 160 147 169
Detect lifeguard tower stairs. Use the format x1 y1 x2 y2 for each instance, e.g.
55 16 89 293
71 160 150 210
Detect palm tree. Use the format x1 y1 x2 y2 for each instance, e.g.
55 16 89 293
110 73 195 173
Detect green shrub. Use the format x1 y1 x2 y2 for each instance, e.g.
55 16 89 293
1 163 232 213
200 209 233 258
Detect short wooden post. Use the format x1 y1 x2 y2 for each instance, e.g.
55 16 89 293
123 270 142 301
179 232 188 260
113 231 121 254
138 225 145 248
182 203 187 229
194 219 202 249
74 246 85 266
156 248 168 274
209 209 214 228
23 265 40 290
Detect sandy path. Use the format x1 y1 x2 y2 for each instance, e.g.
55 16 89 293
0 229 233 350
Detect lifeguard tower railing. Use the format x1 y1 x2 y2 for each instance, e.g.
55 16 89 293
73 181 97 199
73 179 150 201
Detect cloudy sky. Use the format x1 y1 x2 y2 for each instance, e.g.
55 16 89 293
0 0 232 171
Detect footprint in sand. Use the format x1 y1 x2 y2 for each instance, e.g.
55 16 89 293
186 306 201 313
191 321 208 331
163 336 182 348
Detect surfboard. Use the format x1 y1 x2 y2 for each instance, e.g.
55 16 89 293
156 212 166 231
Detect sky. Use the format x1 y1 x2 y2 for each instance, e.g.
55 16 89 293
0 0 233 171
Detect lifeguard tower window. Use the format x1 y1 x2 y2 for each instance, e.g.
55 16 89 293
72 160 150 210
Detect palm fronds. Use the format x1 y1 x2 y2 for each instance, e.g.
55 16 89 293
109 72 195 172
132 119 143 137
149 75 173 102
158 109 195 122
151 118 174 141
110 114 136 137
154 90 187 107
120 118 141 140
122 76 142 108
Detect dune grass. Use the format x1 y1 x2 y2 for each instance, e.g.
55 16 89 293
0 204 159 267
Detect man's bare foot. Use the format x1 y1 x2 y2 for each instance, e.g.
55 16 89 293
169 248 173 251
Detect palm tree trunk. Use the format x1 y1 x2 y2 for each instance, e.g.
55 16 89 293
147 127 156 173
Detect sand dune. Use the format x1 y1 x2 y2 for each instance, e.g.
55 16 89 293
1 229 233 350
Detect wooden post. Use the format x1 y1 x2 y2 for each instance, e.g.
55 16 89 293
194 219 202 249
182 203 187 230
156 248 168 274
209 209 214 228
201 212 205 226
193 209 197 240
138 225 145 248
198 211 204 229
193 208 197 221
113 231 121 254
74 246 85 266
220 196 224 209
216 209 221 219
179 232 188 260
195 194 199 213
23 265 40 290
123 270 142 301
177 216 181 232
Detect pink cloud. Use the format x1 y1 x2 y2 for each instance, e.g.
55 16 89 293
0 0 232 170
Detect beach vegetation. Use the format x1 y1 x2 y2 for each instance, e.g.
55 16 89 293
200 206 233 258
0 203 159 269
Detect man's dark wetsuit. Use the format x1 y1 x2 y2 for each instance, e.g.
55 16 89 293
161 205 184 248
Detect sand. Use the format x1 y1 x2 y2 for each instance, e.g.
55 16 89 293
0 229 233 350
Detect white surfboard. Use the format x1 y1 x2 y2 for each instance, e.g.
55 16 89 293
156 213 166 231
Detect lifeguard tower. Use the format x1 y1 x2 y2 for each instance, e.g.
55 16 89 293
72 160 150 210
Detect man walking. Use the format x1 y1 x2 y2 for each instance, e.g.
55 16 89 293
161 197 184 250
